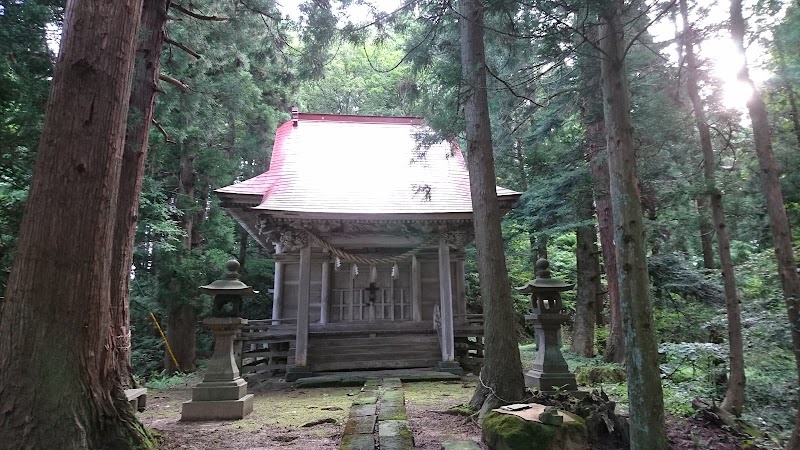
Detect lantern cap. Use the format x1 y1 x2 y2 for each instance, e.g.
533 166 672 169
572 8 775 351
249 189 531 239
199 259 257 296
515 259 573 293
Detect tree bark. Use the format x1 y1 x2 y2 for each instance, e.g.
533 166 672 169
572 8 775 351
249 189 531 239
580 25 624 363
165 303 197 373
680 0 745 416
459 0 525 413
599 2 666 448
111 0 169 389
165 151 200 374
0 0 155 447
696 197 716 270
730 1 800 446
571 221 599 357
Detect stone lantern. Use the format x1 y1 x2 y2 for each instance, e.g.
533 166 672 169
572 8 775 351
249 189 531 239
516 258 578 393
181 259 256 421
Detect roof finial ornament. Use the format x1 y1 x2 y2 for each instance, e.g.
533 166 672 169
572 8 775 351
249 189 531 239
291 107 299 127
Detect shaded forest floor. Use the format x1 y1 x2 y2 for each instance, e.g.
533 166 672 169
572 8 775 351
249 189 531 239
140 372 757 450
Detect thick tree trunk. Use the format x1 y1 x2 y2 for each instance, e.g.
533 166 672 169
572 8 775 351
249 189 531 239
571 221 599 357
599 2 667 449
111 0 168 388
459 0 525 413
0 0 155 447
580 28 624 363
165 303 197 373
730 1 800 446
680 0 745 415
164 152 200 374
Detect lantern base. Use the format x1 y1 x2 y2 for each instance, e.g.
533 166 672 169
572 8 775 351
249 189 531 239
524 369 577 393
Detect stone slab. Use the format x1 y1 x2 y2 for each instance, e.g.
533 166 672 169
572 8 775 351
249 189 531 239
381 378 402 389
352 396 378 405
293 375 367 388
380 390 405 407
398 372 460 382
180 394 254 421
441 440 481 450
349 404 377 417
379 435 414 450
378 420 411 437
124 388 147 412
343 415 376 435
435 360 464 375
378 406 407 421
339 433 375 450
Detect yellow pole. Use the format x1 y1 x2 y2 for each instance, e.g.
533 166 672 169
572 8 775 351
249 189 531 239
149 311 180 372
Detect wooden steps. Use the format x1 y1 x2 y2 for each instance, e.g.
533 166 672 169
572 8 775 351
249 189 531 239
308 332 441 371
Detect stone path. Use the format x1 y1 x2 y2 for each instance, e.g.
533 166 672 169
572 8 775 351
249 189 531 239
340 378 414 450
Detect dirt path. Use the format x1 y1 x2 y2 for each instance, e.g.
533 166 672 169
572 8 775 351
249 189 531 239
140 377 482 449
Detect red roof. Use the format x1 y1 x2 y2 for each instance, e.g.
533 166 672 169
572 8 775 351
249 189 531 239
216 113 520 215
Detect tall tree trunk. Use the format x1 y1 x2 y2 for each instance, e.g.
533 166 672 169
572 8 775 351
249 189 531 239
0 0 155 447
580 26 624 363
165 152 199 374
111 0 168 389
460 0 525 413
599 2 666 448
696 197 716 270
731 1 800 446
680 0 745 415
571 218 599 357
165 303 197 373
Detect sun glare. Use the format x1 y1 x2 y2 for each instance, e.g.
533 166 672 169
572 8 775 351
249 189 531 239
703 38 752 109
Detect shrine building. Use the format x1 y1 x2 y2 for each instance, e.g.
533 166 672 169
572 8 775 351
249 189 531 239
216 110 520 380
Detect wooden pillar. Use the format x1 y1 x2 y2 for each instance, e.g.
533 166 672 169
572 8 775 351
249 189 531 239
271 243 283 325
411 255 422 322
320 257 330 325
294 244 311 367
438 238 455 362
455 259 467 317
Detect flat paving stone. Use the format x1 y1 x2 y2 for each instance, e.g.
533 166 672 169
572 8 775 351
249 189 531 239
293 375 366 388
382 378 402 389
378 405 407 421
349 404 377 417
364 379 382 387
343 415 376 434
379 435 414 450
441 440 481 450
378 420 411 437
380 390 405 406
339 433 375 450
352 395 378 405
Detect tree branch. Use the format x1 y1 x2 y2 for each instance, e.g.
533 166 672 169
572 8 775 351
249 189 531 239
485 64 544 108
152 119 176 144
623 0 678 58
170 3 228 21
164 37 201 59
158 73 189 92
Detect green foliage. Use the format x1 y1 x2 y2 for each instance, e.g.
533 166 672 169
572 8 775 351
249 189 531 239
296 40 418 115
143 371 201 390
0 0 60 293
648 253 725 307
